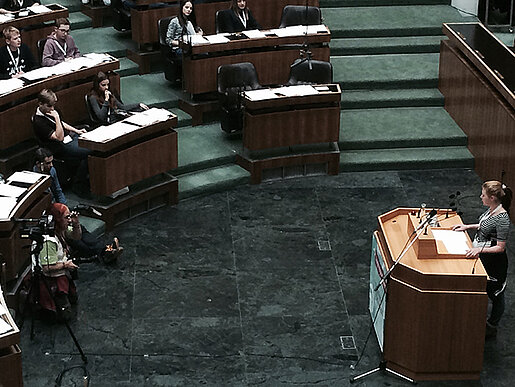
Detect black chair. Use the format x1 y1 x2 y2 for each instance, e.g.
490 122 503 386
287 59 333 85
111 0 131 32
158 16 181 84
279 5 322 28
215 9 232 34
37 38 47 66
217 62 261 133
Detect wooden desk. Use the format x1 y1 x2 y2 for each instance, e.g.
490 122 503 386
0 4 68 60
0 285 22 387
236 83 340 184
78 112 178 196
439 22 515 218
0 173 51 285
0 56 119 176
372 208 487 381
184 27 331 95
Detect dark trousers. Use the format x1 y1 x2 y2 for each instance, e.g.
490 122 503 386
487 281 506 326
67 225 104 259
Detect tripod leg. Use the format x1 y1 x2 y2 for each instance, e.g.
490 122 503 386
385 367 417 384
63 320 88 364
349 366 382 383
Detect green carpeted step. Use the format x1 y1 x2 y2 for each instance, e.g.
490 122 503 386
174 123 241 175
177 164 250 200
341 88 444 109
323 5 476 38
340 107 468 149
78 216 106 240
42 0 82 13
117 57 140 77
69 11 92 30
332 53 439 90
331 36 446 55
339 146 474 171
74 27 134 57
120 73 182 108
168 107 192 128
494 32 515 47
320 0 450 6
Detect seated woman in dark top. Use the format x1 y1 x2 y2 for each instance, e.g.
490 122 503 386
87 71 148 124
0 0 38 13
221 0 260 33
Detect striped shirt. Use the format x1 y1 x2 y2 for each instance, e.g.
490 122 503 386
474 210 510 247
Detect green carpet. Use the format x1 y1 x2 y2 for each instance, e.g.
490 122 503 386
341 88 444 109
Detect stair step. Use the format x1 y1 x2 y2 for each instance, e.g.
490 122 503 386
340 146 474 171
177 164 250 200
323 5 475 38
117 57 140 77
168 107 192 128
174 123 241 175
320 0 450 6
341 88 444 109
340 107 468 149
69 10 93 30
74 27 134 57
331 36 446 55
120 73 183 109
332 53 440 90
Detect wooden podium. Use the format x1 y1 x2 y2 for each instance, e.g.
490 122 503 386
371 208 488 381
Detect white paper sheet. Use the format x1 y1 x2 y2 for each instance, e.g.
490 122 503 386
242 29 267 39
0 303 7 316
432 229 470 255
7 171 44 185
0 317 13 334
0 14 14 24
0 197 18 218
0 184 26 198
184 35 209 45
244 89 278 101
273 85 318 97
124 108 173 126
63 135 73 144
21 66 58 81
0 78 25 94
28 4 52 14
204 34 230 44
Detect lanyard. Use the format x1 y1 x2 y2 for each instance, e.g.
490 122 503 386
238 11 247 28
55 40 67 57
7 47 20 74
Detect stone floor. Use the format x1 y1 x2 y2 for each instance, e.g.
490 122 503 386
20 169 515 386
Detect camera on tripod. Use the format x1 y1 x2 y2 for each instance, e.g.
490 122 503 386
17 215 55 243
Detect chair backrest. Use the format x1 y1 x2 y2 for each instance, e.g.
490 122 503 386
84 94 102 126
215 9 232 34
37 38 47 66
217 62 261 94
158 16 174 47
287 59 333 85
279 5 322 28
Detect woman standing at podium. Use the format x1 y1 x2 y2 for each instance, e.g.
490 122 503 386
453 180 512 337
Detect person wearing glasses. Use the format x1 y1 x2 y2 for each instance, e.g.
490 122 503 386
42 18 81 67
0 26 37 79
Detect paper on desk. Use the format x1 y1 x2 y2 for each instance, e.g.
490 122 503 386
270 26 302 37
0 317 13 334
244 89 278 101
183 35 209 45
0 183 26 198
21 66 58 81
63 135 73 144
28 4 52 13
274 84 318 97
0 14 14 24
432 229 470 255
124 108 172 126
0 197 18 218
0 303 7 315
242 29 267 39
205 34 230 44
80 122 138 143
306 24 329 34
0 77 24 95
7 171 44 185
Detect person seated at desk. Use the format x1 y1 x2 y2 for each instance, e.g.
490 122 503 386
221 0 260 33
42 18 81 67
166 0 203 53
88 71 149 124
32 89 90 195
0 0 39 13
33 147 67 205
0 26 37 79
35 202 79 321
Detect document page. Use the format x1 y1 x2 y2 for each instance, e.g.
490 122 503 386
7 171 44 185
0 317 13 334
0 197 18 218
243 30 267 39
274 85 319 97
0 78 24 94
124 108 173 126
28 4 52 13
0 183 26 198
205 34 230 44
432 229 470 255
244 89 278 101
